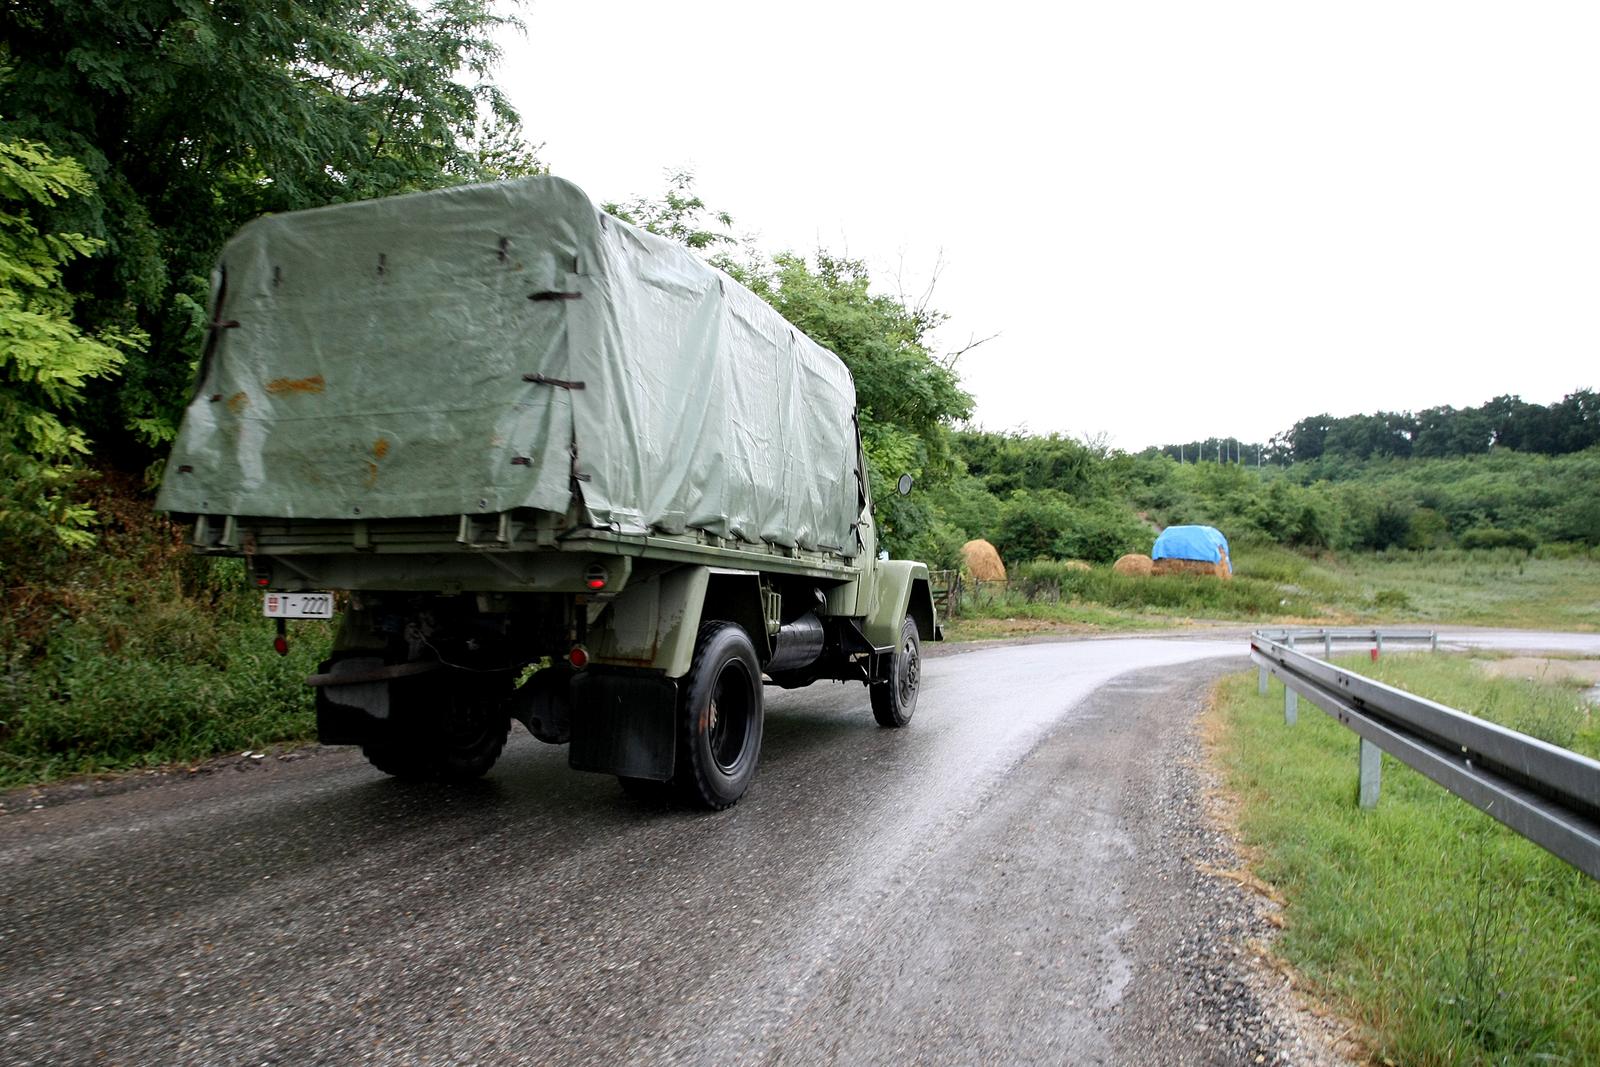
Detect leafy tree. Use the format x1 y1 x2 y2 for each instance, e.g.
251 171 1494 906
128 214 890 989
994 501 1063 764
992 490 1150 564
595 174 974 560
0 128 139 551
1 0 539 459
724 250 972 558
605 170 736 251
1285 414 1333 463
1412 405 1492 457
957 431 1104 498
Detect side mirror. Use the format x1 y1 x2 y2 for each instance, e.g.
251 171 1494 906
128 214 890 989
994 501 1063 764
896 473 914 497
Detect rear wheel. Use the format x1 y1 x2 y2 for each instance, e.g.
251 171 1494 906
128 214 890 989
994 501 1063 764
870 616 921 728
673 622 764 810
362 673 511 781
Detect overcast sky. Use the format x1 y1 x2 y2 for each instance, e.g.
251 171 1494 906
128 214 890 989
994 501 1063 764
497 1 1597 451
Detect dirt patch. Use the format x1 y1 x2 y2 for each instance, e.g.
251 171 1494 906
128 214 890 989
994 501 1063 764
0 741 334 816
1475 656 1600 687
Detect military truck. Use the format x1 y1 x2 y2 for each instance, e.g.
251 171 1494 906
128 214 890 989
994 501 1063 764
156 176 938 809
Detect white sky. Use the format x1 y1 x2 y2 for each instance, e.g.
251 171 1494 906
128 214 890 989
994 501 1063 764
497 1 1598 451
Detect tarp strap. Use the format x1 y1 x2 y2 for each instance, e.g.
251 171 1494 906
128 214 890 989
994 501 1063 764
523 373 586 390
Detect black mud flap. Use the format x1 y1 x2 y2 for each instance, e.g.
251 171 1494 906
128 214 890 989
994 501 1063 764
568 669 677 781
313 655 388 745
316 691 376 746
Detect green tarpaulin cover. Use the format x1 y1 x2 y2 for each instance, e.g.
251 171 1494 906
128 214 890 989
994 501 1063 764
157 177 862 555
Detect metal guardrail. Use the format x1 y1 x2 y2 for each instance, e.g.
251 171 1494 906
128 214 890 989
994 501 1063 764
1250 629 1600 882
1255 627 1439 657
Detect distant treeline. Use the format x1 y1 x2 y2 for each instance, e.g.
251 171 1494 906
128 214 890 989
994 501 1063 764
1152 390 1599 466
922 430 1600 566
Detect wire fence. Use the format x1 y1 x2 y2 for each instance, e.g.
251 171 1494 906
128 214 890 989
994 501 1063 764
931 570 1076 617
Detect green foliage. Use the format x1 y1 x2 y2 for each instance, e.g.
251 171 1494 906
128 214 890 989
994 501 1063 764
0 127 140 552
1261 391 1599 465
1007 558 1305 616
1157 390 1598 467
604 169 736 250
730 250 972 494
1 590 325 784
992 491 1151 563
1212 656 1600 1064
604 173 973 561
1458 526 1538 553
0 477 326 784
958 430 1106 498
2 0 539 456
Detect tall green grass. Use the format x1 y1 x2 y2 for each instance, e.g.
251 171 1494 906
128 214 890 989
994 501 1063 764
1009 558 1318 617
1211 654 1600 1064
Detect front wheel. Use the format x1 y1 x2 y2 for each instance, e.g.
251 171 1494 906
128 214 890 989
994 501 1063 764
870 616 921 728
673 622 764 810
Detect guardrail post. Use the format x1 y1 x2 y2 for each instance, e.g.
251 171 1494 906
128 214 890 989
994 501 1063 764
1375 633 1384 658
1258 665 1269 695
1284 635 1298 724
1324 632 1333 659
1430 631 1438 652
1358 738 1382 808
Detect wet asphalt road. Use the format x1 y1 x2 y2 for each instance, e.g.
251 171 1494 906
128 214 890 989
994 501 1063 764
3 630 1587 1065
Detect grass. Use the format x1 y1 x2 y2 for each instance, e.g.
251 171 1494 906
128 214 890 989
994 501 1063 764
1 477 328 788
0 588 328 787
1324 548 1600 631
946 542 1600 637
1208 652 1600 1065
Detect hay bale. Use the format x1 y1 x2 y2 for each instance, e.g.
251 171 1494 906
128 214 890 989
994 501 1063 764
1151 548 1232 580
1063 560 1091 572
1112 553 1152 577
962 539 1007 581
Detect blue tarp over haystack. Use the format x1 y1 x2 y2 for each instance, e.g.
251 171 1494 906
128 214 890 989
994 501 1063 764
1151 525 1231 573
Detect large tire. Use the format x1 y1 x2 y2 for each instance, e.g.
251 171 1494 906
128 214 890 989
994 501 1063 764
362 673 511 782
870 616 921 728
672 622 764 810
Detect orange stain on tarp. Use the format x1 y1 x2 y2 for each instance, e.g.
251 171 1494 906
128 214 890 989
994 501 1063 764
265 375 326 395
226 391 249 414
365 438 390 488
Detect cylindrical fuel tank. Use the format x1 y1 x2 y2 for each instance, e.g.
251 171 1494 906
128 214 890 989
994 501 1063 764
766 613 825 673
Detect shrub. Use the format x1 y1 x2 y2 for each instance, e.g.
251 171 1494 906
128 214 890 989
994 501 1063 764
992 491 1152 564
1459 526 1537 553
1 474 327 785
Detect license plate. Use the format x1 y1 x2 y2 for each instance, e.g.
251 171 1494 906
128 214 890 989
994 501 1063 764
263 592 335 619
